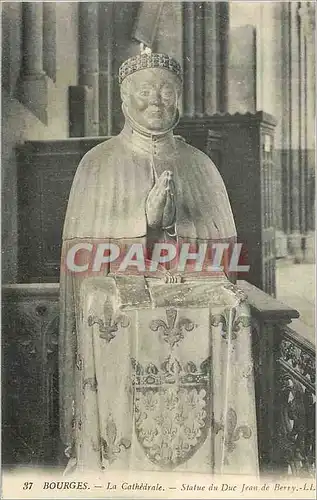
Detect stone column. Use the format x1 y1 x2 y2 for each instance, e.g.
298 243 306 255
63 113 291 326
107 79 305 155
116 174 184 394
17 2 48 123
298 6 307 238
298 3 315 261
281 2 291 237
194 2 205 117
288 2 301 258
77 2 99 136
182 2 208 116
182 2 195 116
43 2 57 82
98 2 114 136
305 5 316 237
182 1 229 116
204 2 218 114
22 2 45 77
216 2 229 113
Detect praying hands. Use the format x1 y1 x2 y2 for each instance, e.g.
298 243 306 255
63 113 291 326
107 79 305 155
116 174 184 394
146 170 176 230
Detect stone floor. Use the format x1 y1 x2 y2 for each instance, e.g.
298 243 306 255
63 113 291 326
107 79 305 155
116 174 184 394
276 258 315 344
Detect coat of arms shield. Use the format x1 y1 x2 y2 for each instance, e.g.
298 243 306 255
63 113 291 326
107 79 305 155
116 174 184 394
131 354 212 469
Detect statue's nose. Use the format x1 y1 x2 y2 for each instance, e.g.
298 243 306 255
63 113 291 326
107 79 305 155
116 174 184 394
148 90 160 105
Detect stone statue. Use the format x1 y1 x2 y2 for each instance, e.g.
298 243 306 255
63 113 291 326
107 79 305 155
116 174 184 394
59 51 258 476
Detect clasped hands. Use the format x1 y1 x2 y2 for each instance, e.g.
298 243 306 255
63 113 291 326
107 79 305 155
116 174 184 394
146 170 176 230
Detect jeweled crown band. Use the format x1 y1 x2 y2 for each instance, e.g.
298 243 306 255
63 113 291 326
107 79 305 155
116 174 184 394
118 53 182 84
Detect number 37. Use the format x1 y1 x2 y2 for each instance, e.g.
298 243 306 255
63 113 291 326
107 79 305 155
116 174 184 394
23 482 33 490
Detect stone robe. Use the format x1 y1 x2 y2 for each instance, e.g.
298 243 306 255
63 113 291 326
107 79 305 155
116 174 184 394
59 118 259 476
63 275 258 475
63 119 236 241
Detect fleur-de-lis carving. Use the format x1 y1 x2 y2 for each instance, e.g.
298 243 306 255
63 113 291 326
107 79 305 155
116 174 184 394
87 296 130 342
150 308 195 348
210 409 252 465
210 307 250 341
101 414 131 465
224 408 252 457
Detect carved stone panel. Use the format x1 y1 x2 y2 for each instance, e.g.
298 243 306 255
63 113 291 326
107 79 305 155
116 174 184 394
2 285 60 467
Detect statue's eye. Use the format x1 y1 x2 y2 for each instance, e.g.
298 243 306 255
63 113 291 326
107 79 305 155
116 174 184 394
161 88 174 99
139 89 150 97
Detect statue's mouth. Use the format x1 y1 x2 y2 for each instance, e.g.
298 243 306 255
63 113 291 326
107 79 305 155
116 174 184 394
147 107 163 116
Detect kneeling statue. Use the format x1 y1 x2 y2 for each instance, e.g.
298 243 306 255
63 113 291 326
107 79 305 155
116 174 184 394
59 50 258 476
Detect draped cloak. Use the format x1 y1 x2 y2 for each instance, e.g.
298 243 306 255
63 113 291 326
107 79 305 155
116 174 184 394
63 119 236 241
59 116 252 474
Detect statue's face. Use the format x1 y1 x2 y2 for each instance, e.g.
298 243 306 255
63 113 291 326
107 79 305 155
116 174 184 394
123 68 180 131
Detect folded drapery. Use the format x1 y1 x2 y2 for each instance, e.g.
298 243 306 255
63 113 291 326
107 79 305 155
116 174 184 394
60 274 258 476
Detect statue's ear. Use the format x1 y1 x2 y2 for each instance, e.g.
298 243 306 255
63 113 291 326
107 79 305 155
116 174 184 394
120 81 130 105
176 81 182 104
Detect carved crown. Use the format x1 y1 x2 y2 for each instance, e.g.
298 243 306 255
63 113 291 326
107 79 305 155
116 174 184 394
131 355 211 388
118 53 182 84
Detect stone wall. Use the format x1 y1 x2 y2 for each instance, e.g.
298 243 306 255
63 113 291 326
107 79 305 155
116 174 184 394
2 2 79 283
229 2 315 259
